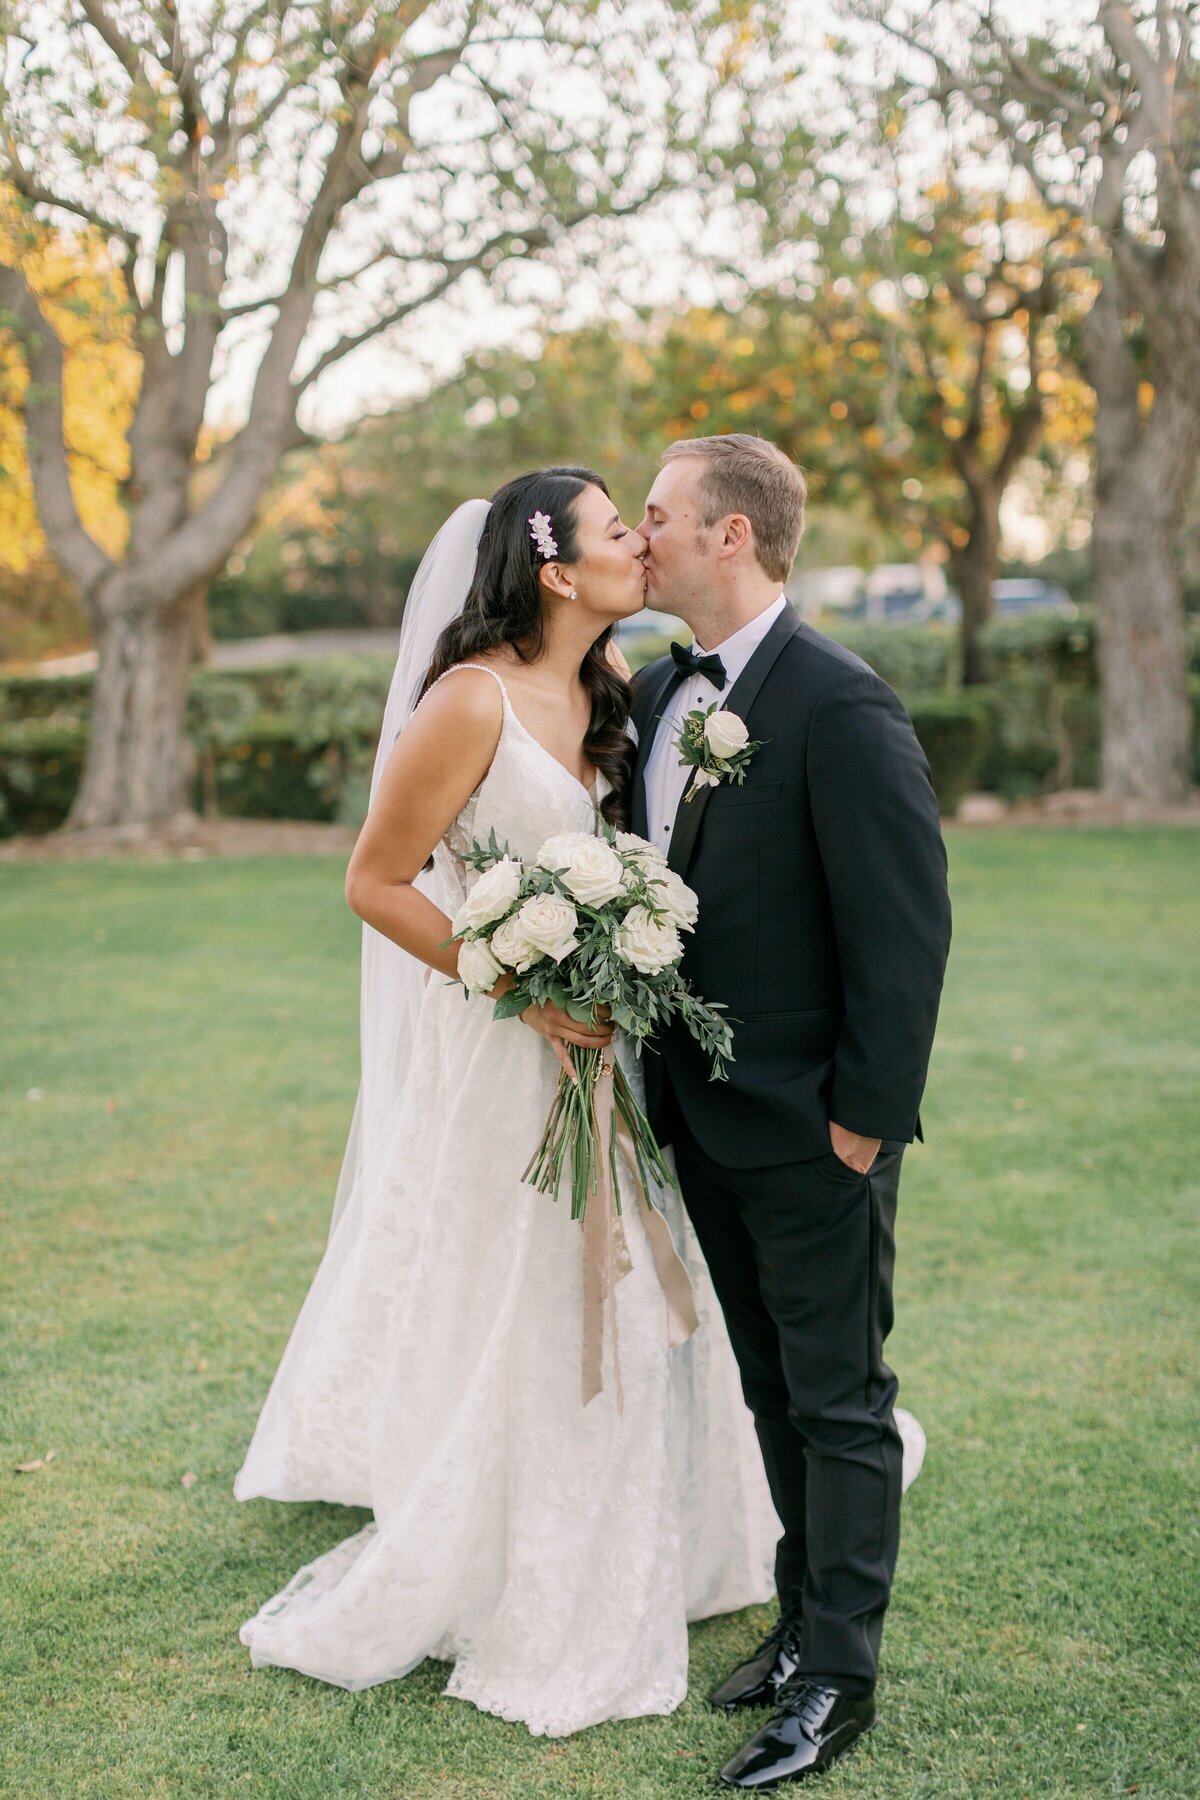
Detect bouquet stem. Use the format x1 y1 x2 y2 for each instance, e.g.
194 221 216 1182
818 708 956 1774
522 1046 672 1221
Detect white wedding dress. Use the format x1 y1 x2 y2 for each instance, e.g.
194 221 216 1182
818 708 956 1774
234 664 925 1736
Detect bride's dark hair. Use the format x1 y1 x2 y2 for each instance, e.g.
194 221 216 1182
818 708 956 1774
423 467 635 829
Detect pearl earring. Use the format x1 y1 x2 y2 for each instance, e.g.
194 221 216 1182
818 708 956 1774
569 589 578 600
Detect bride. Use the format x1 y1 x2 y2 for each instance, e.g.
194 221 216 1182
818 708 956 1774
233 467 924 1737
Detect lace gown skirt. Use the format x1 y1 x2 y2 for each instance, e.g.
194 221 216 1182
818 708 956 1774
236 979 742 1732
234 667 780 1734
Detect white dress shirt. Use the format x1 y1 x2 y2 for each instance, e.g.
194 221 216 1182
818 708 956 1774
643 594 788 854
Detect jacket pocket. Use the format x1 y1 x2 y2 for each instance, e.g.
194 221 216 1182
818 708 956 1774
710 779 783 808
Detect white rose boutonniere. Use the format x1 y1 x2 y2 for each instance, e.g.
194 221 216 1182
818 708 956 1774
675 702 765 802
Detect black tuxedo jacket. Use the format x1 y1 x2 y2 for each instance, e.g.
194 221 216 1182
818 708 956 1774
629 606 952 1169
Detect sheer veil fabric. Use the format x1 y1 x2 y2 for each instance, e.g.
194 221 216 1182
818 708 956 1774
329 497 492 1242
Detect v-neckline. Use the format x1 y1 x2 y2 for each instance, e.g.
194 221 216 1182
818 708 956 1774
443 660 600 807
502 701 599 807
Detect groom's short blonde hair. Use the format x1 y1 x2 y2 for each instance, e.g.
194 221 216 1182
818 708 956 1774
660 434 806 584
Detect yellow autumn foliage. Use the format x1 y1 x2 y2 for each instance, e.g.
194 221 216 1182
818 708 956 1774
0 202 138 575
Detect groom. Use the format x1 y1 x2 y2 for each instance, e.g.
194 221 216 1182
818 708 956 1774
630 435 952 1788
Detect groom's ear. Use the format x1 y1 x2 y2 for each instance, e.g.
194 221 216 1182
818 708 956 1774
717 513 753 559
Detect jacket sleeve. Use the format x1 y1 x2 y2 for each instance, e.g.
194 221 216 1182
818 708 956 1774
806 665 952 1142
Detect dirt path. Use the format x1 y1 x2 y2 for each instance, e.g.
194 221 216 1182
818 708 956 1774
0 817 359 863
2 789 1197 864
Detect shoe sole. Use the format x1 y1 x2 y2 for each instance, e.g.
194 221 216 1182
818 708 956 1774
717 1717 876 1790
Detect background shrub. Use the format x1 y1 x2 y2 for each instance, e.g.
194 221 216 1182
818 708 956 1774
904 693 990 815
2 621 1195 835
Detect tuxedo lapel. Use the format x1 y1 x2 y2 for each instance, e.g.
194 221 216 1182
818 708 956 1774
666 604 801 878
631 660 683 840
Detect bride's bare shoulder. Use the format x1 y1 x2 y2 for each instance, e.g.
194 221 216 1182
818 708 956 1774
401 664 505 762
419 661 506 713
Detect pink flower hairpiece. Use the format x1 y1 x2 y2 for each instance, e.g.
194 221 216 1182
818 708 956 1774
528 511 558 558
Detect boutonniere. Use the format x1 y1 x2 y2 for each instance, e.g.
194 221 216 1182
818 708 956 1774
675 703 765 802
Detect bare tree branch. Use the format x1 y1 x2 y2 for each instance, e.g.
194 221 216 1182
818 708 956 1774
1 152 139 258
157 0 207 135
76 0 146 83
291 225 552 395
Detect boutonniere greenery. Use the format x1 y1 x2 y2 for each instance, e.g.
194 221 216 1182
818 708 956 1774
675 703 765 802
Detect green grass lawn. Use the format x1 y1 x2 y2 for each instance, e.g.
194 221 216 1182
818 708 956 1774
2 829 1197 1800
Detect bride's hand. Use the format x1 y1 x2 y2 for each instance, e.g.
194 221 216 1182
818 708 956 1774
487 973 613 1075
519 996 615 1079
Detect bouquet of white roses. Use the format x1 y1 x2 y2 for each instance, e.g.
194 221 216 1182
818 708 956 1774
448 824 732 1222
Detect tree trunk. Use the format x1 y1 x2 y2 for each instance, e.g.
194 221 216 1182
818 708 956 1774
67 578 204 831
1092 495 1192 801
1082 275 1195 803
950 489 1000 687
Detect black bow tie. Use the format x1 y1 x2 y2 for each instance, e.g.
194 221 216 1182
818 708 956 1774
670 640 727 690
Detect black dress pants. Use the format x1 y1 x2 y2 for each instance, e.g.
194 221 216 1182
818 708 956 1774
668 1089 905 1695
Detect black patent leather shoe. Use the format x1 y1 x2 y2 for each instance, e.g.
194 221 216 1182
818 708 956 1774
708 1606 804 1711
719 1680 876 1789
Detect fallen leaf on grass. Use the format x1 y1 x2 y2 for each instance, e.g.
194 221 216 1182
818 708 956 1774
14 1448 58 1473
181 1471 199 1489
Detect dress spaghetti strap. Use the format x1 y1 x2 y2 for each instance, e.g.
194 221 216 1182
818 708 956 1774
431 662 511 706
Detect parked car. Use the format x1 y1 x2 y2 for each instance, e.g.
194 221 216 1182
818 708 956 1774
830 563 950 626
788 566 865 618
991 579 1077 619
930 579 1078 625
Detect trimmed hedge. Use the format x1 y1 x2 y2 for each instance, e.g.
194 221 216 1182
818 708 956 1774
0 718 90 835
821 622 953 693
1 680 995 836
0 659 396 836
3 639 1197 837
904 693 989 815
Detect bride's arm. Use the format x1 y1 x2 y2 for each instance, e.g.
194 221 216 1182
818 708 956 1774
344 669 501 981
344 669 613 1064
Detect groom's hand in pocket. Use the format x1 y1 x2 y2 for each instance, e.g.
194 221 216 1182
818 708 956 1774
829 1120 882 1175
521 1000 614 1080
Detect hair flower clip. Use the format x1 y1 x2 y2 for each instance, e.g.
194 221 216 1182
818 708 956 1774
528 511 558 559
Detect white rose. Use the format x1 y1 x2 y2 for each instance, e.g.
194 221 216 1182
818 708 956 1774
491 913 542 973
614 904 683 975
515 893 579 964
703 709 750 760
647 867 699 930
690 766 720 789
539 835 625 907
615 830 667 869
450 857 522 936
535 830 597 871
457 935 504 995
